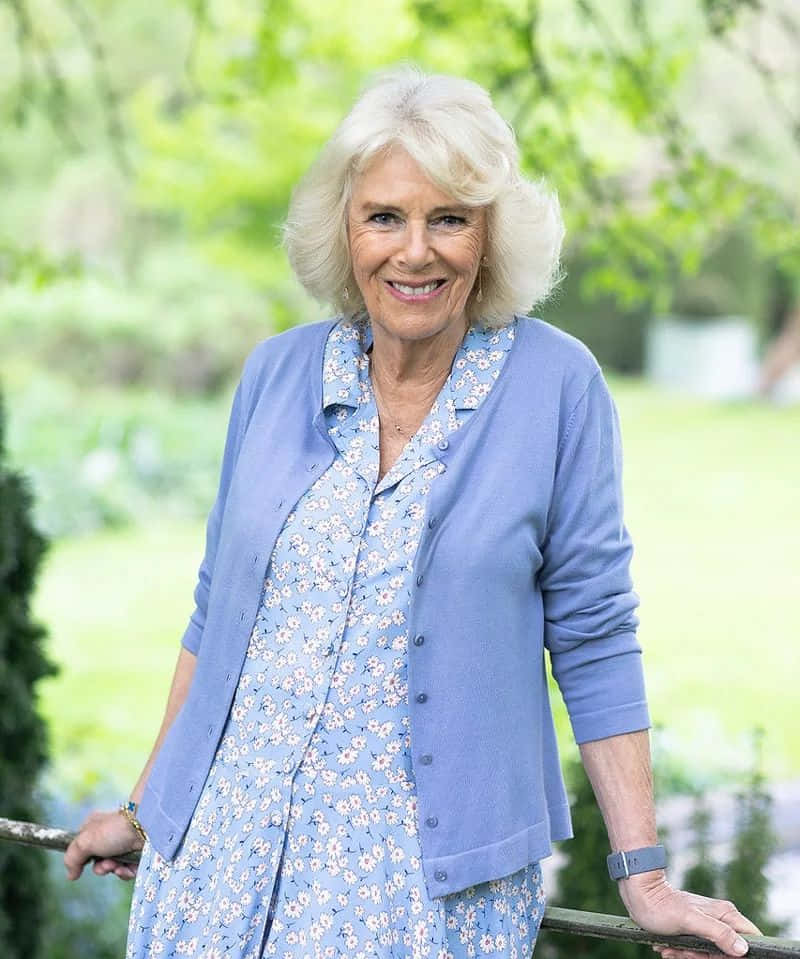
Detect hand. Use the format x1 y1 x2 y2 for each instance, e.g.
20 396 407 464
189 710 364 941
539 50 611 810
64 809 144 882
618 871 762 959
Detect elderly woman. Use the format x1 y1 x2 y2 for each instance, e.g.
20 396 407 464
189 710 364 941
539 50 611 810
65 68 758 959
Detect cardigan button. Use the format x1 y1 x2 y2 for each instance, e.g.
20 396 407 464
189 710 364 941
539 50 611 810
413 635 425 646
427 516 438 529
425 816 438 828
416 574 424 587
415 692 428 703
434 869 447 882
419 754 433 766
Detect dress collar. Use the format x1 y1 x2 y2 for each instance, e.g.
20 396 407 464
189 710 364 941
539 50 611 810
322 317 515 415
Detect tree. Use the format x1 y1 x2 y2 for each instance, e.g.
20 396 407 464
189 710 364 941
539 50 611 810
0 390 57 959
682 792 719 898
722 728 784 936
5 1 798 316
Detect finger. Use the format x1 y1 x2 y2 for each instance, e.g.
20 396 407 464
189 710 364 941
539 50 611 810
113 865 137 881
700 899 763 941
682 910 750 957
64 839 89 881
92 858 119 876
658 951 721 959
714 905 761 938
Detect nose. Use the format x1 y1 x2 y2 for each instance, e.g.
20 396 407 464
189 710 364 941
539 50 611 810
397 220 434 270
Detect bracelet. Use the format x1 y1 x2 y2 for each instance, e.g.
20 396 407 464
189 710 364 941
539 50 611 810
119 800 147 846
606 844 666 880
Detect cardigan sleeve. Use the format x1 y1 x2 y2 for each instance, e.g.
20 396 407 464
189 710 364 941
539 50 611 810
540 370 650 744
180 376 248 655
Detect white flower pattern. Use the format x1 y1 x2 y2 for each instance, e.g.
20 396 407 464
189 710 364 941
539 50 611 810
127 317 545 958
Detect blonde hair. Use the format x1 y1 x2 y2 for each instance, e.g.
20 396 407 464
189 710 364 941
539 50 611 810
284 65 564 327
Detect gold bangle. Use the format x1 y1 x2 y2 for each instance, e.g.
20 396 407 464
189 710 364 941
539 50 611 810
119 801 147 846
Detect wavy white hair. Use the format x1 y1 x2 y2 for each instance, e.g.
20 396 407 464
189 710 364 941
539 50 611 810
284 66 564 327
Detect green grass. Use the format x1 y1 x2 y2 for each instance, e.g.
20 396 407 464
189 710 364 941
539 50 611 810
34 379 800 797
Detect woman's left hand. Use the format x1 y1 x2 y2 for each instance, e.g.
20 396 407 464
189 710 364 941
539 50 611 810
618 871 762 959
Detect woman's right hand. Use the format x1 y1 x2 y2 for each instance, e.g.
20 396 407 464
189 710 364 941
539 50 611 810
64 809 144 882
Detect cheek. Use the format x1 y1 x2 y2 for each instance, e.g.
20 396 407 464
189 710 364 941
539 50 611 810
451 234 485 279
349 231 391 278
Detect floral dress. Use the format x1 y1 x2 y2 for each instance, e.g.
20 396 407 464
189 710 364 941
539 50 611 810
127 317 546 959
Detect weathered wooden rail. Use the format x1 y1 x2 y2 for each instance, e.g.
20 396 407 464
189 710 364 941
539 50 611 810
2 816 798 957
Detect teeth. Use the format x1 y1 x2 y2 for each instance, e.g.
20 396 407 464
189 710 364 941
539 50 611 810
391 281 440 295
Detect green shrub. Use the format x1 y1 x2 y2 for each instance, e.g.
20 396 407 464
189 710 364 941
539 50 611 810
0 390 57 958
723 729 784 936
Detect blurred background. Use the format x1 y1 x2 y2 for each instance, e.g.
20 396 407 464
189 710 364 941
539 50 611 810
0 0 798 955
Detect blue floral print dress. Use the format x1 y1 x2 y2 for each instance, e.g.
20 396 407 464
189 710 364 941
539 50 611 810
126 317 546 959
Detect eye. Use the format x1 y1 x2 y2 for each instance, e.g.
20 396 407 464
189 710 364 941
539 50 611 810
369 212 399 226
433 214 467 228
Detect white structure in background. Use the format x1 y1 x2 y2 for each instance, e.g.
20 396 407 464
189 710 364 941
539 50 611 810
645 316 759 400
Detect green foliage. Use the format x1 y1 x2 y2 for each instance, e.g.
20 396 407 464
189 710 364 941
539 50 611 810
0 391 57 959
412 0 799 314
682 794 719 897
722 729 784 936
3 364 233 538
2 0 799 369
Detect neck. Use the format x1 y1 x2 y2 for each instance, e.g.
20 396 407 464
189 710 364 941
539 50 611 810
368 318 467 398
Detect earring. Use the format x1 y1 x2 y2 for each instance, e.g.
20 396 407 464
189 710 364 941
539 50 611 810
476 258 487 303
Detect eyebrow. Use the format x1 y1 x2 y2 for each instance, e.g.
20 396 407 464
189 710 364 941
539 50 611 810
359 202 470 216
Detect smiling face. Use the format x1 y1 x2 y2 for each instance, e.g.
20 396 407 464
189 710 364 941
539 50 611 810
347 146 487 351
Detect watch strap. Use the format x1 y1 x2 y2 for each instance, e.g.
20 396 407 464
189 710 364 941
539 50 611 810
607 844 666 880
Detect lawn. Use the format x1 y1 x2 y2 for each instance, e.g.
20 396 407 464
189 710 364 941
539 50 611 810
33 378 800 799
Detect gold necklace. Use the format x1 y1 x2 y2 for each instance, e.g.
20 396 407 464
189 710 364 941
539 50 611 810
370 374 415 437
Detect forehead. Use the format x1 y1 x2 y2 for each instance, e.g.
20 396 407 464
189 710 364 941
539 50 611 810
350 146 460 209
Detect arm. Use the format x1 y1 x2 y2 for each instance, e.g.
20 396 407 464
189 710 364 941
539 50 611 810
580 730 761 959
64 647 197 881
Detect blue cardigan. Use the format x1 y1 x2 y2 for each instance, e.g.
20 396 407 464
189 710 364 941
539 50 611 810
138 315 650 897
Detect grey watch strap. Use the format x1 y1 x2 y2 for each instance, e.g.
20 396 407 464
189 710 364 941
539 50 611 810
606 844 667 880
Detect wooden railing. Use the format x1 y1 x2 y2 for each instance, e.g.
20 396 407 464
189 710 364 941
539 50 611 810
2 816 798 957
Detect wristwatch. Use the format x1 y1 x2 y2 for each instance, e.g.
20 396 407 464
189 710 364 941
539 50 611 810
606 844 667 880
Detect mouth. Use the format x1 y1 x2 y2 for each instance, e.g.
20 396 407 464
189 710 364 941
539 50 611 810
384 278 447 301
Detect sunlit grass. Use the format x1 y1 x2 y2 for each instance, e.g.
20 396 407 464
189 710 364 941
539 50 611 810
35 379 800 797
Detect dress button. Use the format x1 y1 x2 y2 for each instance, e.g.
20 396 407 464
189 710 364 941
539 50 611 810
426 816 438 828
413 634 425 646
270 812 282 826
416 574 424 587
437 439 449 451
434 869 447 882
419 754 433 766
415 692 428 703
